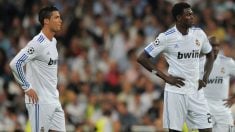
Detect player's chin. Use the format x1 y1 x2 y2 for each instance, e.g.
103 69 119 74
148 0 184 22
187 23 193 28
187 21 194 27
55 27 62 32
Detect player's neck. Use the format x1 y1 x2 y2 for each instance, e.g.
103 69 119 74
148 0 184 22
41 27 55 41
176 23 188 35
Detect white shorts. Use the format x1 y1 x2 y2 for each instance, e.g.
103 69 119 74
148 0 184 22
207 98 234 125
26 103 66 132
205 98 234 132
163 91 212 131
212 119 234 132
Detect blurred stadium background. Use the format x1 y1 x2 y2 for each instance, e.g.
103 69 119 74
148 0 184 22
0 0 235 131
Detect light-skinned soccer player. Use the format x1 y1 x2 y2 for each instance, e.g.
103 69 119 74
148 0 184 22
10 6 65 132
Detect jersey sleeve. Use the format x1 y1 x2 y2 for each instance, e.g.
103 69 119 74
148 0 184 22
144 33 167 57
9 40 40 91
228 58 235 76
200 30 212 54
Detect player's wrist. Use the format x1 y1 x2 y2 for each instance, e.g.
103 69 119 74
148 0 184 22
202 77 208 84
24 87 32 93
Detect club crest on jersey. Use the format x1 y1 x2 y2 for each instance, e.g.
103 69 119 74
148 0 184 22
27 47 34 54
221 67 225 74
153 38 160 46
195 39 200 46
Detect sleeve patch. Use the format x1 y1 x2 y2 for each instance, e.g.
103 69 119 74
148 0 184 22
27 47 35 54
145 44 155 53
154 38 160 46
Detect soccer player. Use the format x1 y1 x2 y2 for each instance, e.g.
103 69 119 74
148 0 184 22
200 36 235 132
9 6 65 132
137 2 214 132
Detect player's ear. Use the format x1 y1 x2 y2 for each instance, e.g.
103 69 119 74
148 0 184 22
176 15 181 22
44 18 50 25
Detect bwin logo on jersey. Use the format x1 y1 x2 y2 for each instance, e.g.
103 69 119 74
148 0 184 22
48 58 57 65
207 77 223 84
177 50 199 59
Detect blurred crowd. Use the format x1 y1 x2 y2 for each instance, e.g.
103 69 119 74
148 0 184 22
0 0 235 131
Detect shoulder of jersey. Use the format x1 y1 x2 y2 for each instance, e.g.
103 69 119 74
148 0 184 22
164 27 176 36
191 27 203 32
33 34 46 44
191 26 202 30
218 54 233 61
53 38 57 43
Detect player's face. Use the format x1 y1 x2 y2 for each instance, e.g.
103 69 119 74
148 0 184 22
211 41 220 56
180 8 194 28
48 11 62 32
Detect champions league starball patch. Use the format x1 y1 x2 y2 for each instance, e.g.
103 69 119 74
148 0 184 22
27 47 35 54
154 38 160 46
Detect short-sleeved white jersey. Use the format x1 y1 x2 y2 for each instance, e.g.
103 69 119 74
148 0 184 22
144 26 212 94
10 32 60 104
200 54 235 100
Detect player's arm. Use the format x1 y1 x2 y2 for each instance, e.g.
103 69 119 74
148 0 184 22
9 41 39 103
199 51 214 89
224 96 235 108
223 59 235 107
137 33 185 88
198 33 215 89
137 51 168 80
137 52 185 88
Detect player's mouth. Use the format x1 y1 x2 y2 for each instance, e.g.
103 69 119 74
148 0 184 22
188 20 194 25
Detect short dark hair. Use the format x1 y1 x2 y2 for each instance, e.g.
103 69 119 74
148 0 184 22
208 36 219 45
172 2 191 21
38 6 58 26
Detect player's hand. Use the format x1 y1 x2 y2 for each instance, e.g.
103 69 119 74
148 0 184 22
223 96 235 108
25 89 38 104
198 80 206 90
165 75 185 88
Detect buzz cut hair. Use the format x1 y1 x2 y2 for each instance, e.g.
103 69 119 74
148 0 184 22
38 6 58 26
208 36 220 45
172 2 191 21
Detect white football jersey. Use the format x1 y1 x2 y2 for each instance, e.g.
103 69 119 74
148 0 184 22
10 32 60 104
200 54 235 100
144 26 212 94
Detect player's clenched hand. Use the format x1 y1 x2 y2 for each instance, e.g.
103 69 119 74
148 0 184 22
198 80 206 90
165 75 185 88
223 96 235 108
25 89 38 104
